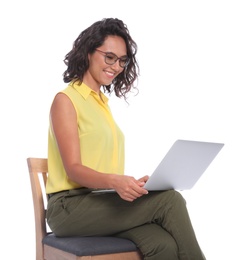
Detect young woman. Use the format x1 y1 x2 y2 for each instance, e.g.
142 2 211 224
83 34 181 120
46 18 205 260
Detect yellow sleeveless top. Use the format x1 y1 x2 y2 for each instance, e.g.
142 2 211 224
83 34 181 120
46 81 125 194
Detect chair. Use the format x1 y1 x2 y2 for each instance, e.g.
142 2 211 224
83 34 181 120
27 157 143 260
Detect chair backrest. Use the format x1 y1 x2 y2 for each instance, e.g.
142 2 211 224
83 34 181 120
27 157 48 260
27 157 143 260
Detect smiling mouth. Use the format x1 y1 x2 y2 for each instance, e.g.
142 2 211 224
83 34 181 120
105 70 115 78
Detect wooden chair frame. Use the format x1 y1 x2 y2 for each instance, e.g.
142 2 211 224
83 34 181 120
27 157 142 260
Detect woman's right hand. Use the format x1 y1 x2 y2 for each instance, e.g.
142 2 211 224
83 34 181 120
111 174 148 202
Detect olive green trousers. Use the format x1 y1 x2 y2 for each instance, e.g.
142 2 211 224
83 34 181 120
47 189 205 260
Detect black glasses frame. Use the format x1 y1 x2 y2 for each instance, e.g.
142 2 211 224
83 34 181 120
96 49 130 68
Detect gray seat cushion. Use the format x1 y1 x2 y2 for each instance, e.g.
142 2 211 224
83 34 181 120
43 233 138 256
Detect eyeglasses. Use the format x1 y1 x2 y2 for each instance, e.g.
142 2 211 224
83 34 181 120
95 49 130 68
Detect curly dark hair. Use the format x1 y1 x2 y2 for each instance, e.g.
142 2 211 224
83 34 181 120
63 18 139 99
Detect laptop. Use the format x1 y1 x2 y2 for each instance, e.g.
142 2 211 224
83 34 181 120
92 139 224 193
144 139 224 191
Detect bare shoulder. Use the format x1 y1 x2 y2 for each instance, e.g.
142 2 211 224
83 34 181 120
52 92 71 106
50 92 76 123
51 92 74 112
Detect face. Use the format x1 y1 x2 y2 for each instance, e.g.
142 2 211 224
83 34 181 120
83 35 127 92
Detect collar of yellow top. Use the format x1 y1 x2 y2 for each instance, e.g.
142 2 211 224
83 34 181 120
71 81 109 103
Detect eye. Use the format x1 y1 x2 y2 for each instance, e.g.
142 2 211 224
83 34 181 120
120 58 128 63
106 54 116 61
120 57 129 66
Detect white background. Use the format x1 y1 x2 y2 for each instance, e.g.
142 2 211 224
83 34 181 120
1 1 243 259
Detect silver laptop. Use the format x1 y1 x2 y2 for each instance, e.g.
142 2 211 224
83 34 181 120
92 139 224 193
144 139 224 191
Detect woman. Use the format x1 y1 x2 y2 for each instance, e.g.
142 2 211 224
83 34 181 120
46 18 205 260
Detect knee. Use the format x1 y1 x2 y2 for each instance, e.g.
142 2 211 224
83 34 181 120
168 190 186 205
145 236 178 260
160 237 178 256
166 243 178 259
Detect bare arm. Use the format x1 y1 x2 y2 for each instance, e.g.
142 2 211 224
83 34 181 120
50 93 148 201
